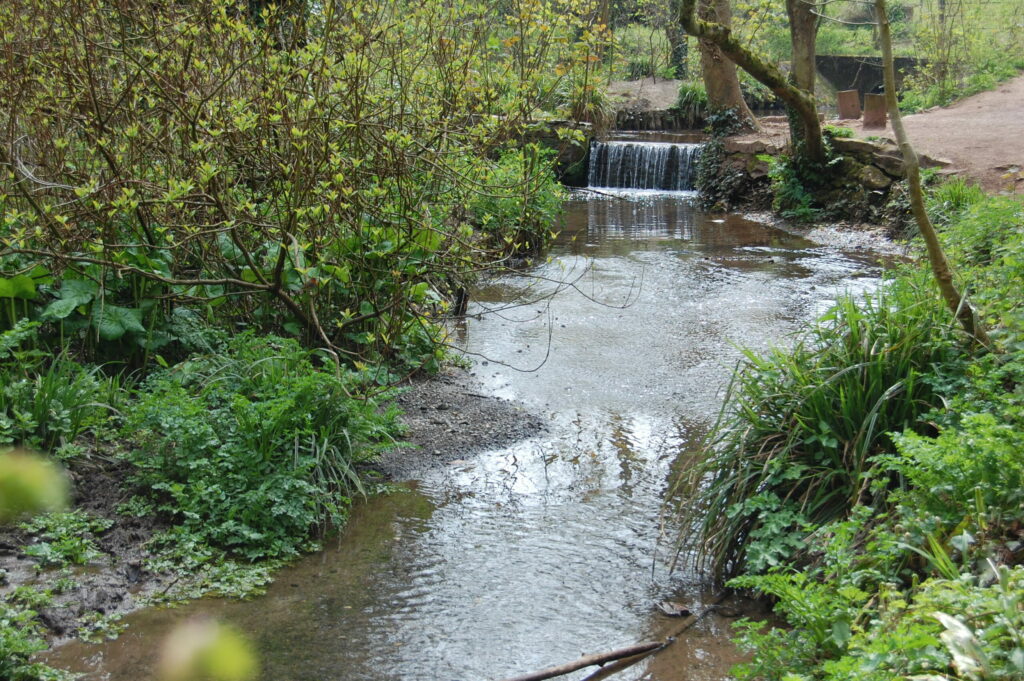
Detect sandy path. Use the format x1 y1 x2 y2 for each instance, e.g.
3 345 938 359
841 75 1024 194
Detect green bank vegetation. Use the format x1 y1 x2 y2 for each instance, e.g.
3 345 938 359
0 0 604 676
674 179 1024 680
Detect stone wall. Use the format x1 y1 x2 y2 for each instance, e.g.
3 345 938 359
703 133 949 217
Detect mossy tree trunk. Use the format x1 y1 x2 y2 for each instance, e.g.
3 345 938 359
696 0 758 130
784 0 820 152
874 0 989 345
678 0 825 164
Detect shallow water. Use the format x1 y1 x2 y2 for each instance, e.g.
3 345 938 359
44 191 884 681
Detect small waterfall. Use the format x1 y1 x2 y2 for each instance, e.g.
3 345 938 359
588 141 702 191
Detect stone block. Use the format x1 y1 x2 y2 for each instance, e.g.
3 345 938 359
837 90 861 119
832 137 879 157
859 164 893 190
863 93 887 128
873 151 904 177
723 139 769 154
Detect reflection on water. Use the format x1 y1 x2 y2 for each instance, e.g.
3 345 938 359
43 191 884 681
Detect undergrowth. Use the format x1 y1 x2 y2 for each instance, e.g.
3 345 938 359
674 186 1024 680
124 333 404 562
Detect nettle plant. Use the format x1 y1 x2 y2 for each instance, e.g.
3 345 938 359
0 0 603 368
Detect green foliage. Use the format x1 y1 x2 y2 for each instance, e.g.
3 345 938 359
0 600 76 681
675 190 1024 681
676 280 969 579
900 0 1024 111
610 23 672 81
768 156 821 222
0 0 604 369
467 146 565 258
823 125 855 139
823 566 1024 681
671 81 709 126
19 511 113 569
730 570 870 680
0 321 126 451
124 333 403 560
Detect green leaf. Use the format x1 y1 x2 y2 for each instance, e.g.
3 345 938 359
42 298 80 320
59 279 98 304
831 619 852 648
0 275 38 300
92 305 146 341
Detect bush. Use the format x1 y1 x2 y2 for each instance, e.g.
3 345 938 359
467 146 565 258
124 333 403 560
671 80 709 125
0 0 598 369
0 321 115 450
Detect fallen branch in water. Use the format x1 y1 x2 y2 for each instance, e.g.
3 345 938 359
496 592 729 681
493 641 664 681
579 592 729 681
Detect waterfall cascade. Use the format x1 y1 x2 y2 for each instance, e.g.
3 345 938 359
588 140 702 191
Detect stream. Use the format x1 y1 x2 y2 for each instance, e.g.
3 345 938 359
44 189 884 681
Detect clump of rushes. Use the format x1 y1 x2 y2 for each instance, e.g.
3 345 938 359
674 277 969 579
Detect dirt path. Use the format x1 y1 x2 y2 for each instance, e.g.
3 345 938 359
841 74 1024 194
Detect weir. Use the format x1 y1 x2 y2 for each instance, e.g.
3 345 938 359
588 140 702 191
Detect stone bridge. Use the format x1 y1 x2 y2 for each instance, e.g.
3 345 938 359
816 55 924 103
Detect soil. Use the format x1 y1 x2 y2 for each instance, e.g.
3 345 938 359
742 211 912 258
1 367 543 645
0 456 169 642
839 74 1024 195
377 367 546 480
608 77 684 112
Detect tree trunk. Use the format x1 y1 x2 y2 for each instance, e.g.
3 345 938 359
663 12 688 78
784 0 820 157
786 0 818 92
697 0 757 129
678 0 825 163
874 0 988 345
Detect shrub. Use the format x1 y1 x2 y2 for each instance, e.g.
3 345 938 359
467 146 565 258
671 81 709 126
124 333 403 560
0 321 114 450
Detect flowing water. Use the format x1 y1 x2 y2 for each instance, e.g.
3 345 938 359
588 141 701 191
43 189 885 681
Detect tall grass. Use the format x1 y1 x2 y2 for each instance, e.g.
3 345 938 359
674 279 970 580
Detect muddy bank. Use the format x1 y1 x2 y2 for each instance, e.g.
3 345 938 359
381 367 546 480
1 368 541 646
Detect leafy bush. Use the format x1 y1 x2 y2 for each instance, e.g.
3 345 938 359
611 24 671 81
823 125 856 139
823 565 1024 681
671 81 709 125
768 156 821 222
0 0 601 368
467 146 565 258
124 333 403 560
0 599 73 681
